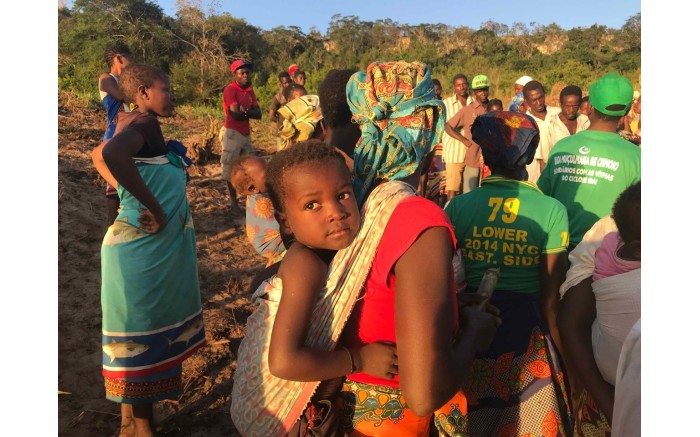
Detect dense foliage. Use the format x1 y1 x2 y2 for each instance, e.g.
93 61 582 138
58 0 641 111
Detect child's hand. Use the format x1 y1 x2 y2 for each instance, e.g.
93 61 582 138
353 342 398 380
138 207 166 234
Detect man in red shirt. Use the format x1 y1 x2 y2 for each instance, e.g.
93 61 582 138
222 59 262 216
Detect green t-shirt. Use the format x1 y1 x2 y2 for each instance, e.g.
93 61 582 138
445 176 569 293
537 130 641 246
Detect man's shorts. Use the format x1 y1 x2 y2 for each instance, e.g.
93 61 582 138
221 128 254 181
445 162 466 192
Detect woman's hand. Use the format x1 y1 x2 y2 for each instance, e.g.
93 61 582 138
138 207 166 234
353 342 398 380
458 306 501 352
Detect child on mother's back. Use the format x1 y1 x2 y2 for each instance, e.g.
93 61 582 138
231 140 398 436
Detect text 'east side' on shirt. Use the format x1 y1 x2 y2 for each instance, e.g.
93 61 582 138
445 176 569 293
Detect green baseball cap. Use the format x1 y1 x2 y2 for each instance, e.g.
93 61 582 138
589 72 633 116
471 75 490 90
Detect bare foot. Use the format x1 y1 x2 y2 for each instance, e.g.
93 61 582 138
118 404 135 437
117 420 135 437
133 419 155 437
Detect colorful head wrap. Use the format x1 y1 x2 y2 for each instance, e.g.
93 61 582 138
471 111 539 180
346 61 446 204
276 95 323 150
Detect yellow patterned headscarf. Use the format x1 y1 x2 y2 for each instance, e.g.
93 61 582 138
277 95 324 150
346 61 445 204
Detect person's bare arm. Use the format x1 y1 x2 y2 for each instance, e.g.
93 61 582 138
444 121 468 145
540 252 567 354
557 277 615 421
269 244 398 382
98 128 165 232
91 141 118 189
99 74 126 102
268 98 279 123
394 226 498 416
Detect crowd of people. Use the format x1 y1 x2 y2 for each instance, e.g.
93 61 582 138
92 45 641 437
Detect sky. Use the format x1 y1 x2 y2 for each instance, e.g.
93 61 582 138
150 0 641 33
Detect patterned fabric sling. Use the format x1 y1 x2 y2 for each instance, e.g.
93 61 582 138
230 180 416 437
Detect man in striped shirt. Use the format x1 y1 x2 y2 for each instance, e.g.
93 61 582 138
441 74 473 201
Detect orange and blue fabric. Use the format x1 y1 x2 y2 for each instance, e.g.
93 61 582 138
346 61 445 205
245 193 286 266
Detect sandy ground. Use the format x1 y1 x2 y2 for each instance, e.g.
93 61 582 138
58 96 277 436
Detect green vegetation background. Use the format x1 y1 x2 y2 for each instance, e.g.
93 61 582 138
59 0 641 117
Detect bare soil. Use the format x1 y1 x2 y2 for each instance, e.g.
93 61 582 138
58 96 277 436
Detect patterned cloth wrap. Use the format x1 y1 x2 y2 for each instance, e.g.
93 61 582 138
230 181 417 437
277 95 324 150
346 61 446 205
101 150 205 404
470 111 540 179
341 379 468 436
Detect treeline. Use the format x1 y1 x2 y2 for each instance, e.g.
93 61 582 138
58 0 641 110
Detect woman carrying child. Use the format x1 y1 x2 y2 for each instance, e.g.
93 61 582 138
92 64 205 437
557 181 641 434
230 61 500 437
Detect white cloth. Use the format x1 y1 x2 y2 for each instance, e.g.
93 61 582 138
611 318 641 437
591 268 641 384
560 215 618 297
516 75 533 86
441 94 472 164
536 113 590 164
526 106 561 183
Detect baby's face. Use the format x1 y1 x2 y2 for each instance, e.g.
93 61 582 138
278 160 360 251
245 159 267 194
232 158 267 194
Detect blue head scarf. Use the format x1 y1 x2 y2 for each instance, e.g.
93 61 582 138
346 61 446 205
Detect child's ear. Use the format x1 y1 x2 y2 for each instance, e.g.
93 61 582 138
138 85 148 100
274 211 292 235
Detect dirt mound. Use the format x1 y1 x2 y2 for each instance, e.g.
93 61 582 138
58 96 276 436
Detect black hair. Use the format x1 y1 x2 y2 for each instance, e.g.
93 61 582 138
119 64 168 104
452 73 468 85
283 84 307 101
278 71 291 80
523 80 545 95
432 78 442 88
581 96 590 103
292 69 306 80
265 140 351 212
103 41 132 69
612 181 641 244
318 69 356 128
487 98 503 111
560 85 583 101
